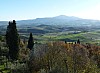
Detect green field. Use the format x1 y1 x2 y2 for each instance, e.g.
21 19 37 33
19 30 100 45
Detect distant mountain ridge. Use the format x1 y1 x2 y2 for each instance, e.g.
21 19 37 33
0 15 100 27
1 15 100 35
53 15 81 20
0 21 8 26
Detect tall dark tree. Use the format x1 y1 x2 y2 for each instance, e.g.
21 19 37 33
6 20 19 60
77 39 80 44
27 33 34 50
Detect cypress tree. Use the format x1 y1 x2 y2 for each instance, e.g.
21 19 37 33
27 33 34 50
6 20 19 60
77 39 80 44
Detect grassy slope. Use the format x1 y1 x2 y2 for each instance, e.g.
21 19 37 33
31 31 100 45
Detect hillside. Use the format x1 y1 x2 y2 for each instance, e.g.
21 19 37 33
17 15 100 27
1 15 100 44
0 17 100 73
0 15 100 27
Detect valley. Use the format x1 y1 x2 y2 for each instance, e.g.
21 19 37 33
1 15 100 45
0 15 100 73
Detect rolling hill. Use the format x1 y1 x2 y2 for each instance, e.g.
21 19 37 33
0 15 100 27
17 15 100 27
1 15 100 44
1 15 100 35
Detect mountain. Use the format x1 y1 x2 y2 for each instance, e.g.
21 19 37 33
1 15 100 35
53 15 81 20
0 21 8 26
17 15 100 27
1 15 100 28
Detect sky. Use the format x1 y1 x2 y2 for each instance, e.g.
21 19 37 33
0 0 100 21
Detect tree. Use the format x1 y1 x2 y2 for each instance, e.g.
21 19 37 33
6 20 19 60
27 33 34 50
77 39 80 44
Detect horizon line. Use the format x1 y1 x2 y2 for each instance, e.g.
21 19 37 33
0 15 100 21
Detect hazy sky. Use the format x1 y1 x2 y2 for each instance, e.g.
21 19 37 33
0 0 100 21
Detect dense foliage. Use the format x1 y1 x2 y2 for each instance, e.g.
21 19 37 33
28 42 100 73
6 20 19 60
